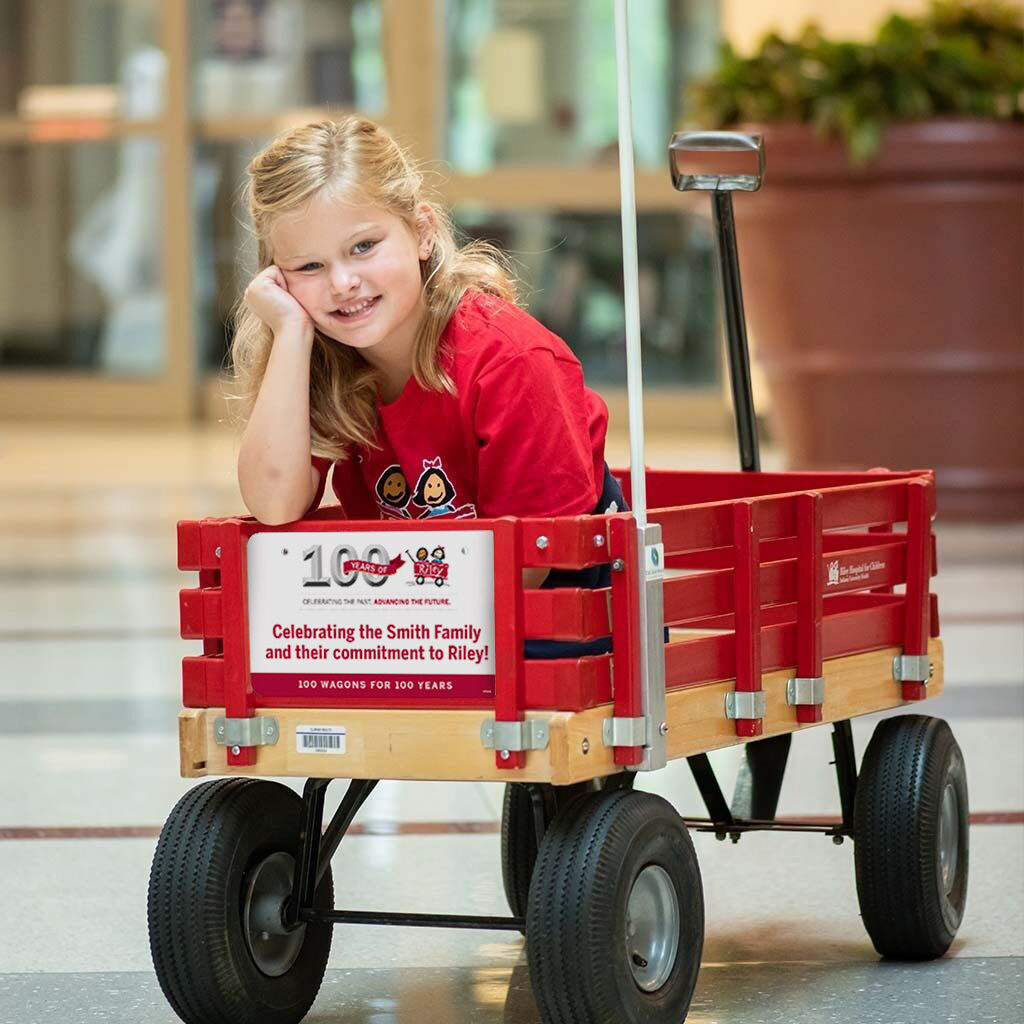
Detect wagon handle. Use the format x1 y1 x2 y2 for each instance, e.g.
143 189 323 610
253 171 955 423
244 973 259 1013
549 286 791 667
668 131 765 193
613 0 667 772
669 130 763 473
614 0 648 528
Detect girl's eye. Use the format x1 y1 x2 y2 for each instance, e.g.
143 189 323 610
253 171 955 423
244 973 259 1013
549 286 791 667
296 262 322 272
353 239 377 255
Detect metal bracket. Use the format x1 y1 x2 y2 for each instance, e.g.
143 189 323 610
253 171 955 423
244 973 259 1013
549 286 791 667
786 676 825 706
636 523 668 771
725 691 766 720
602 716 648 748
214 715 279 748
893 654 933 684
481 719 549 753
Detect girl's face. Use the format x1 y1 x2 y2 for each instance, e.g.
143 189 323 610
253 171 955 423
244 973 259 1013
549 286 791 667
270 191 432 363
422 472 447 505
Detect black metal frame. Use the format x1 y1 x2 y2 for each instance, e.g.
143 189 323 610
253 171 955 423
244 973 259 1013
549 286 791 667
685 721 857 843
285 720 858 932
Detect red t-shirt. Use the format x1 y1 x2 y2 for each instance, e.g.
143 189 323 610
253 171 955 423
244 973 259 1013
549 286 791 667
310 291 608 521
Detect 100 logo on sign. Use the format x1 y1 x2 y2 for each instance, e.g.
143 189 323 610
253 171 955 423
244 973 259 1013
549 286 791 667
301 544 392 589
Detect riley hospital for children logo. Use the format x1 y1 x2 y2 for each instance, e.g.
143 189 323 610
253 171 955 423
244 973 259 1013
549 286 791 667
245 529 494 702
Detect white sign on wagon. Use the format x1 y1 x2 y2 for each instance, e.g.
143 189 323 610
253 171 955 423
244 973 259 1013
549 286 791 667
246 530 495 701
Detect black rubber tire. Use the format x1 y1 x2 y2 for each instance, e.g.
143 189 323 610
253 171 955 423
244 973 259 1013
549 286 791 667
525 789 704 1024
148 779 334 1024
500 777 632 925
500 783 538 923
854 715 969 960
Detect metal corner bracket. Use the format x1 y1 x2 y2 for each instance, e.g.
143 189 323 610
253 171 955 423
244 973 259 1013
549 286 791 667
786 676 825 706
602 716 648 748
892 653 933 684
481 719 549 753
214 715 280 748
725 691 766 720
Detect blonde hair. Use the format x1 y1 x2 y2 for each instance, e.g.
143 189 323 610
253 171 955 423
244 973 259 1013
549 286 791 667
230 116 517 460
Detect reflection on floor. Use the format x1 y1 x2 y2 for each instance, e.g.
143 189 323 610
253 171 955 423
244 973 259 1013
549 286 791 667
0 424 1021 1024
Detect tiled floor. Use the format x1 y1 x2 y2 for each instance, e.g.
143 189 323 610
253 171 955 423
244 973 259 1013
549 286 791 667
1 423 1022 1024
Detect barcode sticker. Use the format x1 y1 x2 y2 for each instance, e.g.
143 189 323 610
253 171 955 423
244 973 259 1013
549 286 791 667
296 725 346 754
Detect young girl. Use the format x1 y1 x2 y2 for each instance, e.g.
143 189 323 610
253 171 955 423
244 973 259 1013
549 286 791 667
233 116 624 619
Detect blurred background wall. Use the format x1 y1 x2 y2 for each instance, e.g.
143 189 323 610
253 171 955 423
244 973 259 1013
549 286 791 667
0 0 730 433
0 0 1020 504
722 0 933 50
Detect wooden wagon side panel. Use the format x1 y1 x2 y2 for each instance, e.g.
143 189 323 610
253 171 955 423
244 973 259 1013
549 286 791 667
180 638 942 784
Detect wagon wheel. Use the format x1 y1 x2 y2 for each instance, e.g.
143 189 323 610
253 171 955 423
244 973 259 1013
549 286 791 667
526 789 703 1024
148 779 334 1024
501 776 634 929
500 784 540 927
854 715 969 959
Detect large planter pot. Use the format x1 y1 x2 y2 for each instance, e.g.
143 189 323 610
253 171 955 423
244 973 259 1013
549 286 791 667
733 119 1024 520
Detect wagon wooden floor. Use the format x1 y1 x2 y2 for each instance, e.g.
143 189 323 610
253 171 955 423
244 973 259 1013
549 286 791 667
1 423 1021 1024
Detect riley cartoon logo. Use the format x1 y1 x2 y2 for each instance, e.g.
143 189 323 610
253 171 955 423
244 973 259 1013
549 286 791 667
374 460 476 520
406 545 449 587
826 560 841 587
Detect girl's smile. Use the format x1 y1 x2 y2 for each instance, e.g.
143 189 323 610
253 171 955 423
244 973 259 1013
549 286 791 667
329 294 382 323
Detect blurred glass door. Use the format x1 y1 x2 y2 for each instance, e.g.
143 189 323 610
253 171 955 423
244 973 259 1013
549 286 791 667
0 0 193 420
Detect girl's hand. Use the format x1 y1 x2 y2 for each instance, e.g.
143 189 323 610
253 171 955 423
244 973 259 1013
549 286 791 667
243 265 312 335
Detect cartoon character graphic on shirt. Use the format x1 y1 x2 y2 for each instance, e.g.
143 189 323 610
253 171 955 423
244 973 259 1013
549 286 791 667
412 458 476 519
374 464 413 520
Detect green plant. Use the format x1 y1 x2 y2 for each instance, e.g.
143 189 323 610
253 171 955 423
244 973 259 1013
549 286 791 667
689 1 1024 163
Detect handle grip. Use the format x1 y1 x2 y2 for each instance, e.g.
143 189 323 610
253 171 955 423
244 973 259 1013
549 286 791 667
669 130 765 192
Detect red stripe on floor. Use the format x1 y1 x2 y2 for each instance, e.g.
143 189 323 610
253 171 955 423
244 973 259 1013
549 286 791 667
940 613 1024 625
0 814 1020 840
777 812 1024 826
0 821 502 840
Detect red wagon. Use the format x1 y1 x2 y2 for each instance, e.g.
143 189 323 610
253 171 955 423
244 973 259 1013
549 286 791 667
151 463 961 1024
146 11 967 1021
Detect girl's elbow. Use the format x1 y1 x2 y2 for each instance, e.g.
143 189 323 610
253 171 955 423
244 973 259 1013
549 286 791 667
253 509 295 526
241 489 309 526
249 498 310 526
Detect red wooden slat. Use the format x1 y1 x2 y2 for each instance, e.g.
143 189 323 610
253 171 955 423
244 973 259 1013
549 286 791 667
609 516 643 766
220 523 255 767
523 655 613 710
523 587 610 641
182 654 225 707
492 519 526 770
663 541 906 628
902 478 934 700
519 514 617 569
732 501 762 737
820 484 908 531
177 521 202 570
664 633 734 688
796 492 824 723
624 467 923 508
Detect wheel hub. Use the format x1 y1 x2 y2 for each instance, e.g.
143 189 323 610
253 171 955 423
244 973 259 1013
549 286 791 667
625 864 680 992
938 781 960 895
243 851 306 977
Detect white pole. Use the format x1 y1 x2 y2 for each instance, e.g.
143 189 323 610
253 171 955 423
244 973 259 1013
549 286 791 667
613 0 647 528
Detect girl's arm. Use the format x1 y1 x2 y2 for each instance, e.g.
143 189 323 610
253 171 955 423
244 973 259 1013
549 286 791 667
237 268 321 524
